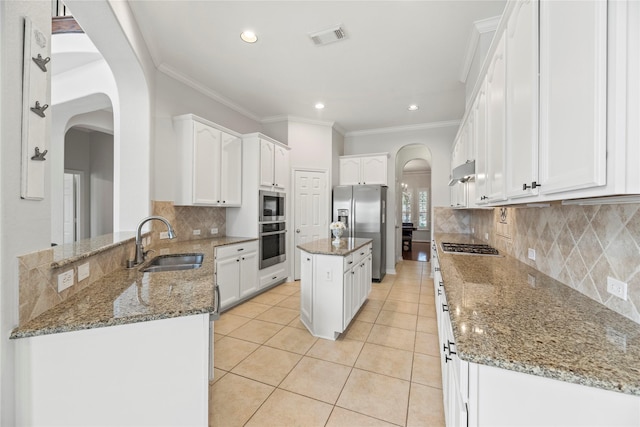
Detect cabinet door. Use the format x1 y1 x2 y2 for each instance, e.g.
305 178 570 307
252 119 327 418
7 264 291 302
193 122 221 204
361 155 387 185
273 145 289 190
216 256 240 309
343 269 353 330
486 35 507 203
220 132 242 205
339 158 361 185
539 0 607 194
259 139 275 188
239 251 258 298
506 0 539 199
474 82 489 204
351 263 362 318
300 255 313 326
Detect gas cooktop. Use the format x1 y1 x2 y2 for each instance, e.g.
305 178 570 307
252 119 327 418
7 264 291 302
440 242 500 256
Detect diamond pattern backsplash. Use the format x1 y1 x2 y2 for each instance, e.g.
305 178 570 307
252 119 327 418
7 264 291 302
440 203 640 325
151 201 226 243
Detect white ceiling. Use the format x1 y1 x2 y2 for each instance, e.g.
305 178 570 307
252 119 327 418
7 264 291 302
127 1 506 133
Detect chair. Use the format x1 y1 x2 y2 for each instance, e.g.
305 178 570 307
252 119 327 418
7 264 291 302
402 222 413 251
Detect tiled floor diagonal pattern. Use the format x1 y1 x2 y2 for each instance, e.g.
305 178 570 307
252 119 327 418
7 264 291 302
210 260 444 427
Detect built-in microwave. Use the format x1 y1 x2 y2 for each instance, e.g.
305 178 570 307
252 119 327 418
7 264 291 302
259 190 285 222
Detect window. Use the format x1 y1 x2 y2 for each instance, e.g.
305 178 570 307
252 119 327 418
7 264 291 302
418 188 428 228
402 190 412 223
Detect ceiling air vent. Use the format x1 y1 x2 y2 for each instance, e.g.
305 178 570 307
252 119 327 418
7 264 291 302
309 25 347 46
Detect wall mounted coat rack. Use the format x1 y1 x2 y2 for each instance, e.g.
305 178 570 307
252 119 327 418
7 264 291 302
21 17 49 200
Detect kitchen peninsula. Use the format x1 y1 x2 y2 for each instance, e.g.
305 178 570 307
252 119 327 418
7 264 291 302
11 236 255 426
298 237 372 340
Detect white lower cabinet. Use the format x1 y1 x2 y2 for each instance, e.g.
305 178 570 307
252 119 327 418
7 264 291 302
215 241 258 310
300 243 372 340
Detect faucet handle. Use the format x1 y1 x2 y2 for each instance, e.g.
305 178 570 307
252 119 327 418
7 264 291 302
143 248 156 260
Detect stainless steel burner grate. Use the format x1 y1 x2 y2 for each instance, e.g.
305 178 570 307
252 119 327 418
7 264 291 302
440 242 500 256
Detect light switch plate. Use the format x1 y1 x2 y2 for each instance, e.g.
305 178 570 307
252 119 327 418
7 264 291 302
58 270 74 292
159 231 169 239
528 248 536 261
607 277 628 300
193 229 201 236
78 262 90 282
210 228 218 235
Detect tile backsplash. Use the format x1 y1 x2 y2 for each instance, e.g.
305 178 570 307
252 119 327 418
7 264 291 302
151 201 226 244
436 203 640 324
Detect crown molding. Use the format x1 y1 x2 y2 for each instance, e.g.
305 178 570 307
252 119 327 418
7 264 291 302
261 114 346 136
157 63 262 122
459 15 501 83
345 120 461 137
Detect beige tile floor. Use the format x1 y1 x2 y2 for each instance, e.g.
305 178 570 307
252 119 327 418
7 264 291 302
210 260 444 427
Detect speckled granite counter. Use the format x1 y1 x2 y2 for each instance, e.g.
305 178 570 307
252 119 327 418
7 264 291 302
297 237 372 256
435 232 640 396
50 232 138 268
11 236 256 339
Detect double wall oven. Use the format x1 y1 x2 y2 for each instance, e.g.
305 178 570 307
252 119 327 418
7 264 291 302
259 190 286 269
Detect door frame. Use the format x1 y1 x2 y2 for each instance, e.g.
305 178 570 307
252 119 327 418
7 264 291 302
291 168 329 280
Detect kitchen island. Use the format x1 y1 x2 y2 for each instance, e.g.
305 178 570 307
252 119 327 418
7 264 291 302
434 232 640 426
298 237 372 340
11 236 255 427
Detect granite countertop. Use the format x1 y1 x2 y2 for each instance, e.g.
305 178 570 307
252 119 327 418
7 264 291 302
11 236 256 339
297 237 372 256
434 232 640 396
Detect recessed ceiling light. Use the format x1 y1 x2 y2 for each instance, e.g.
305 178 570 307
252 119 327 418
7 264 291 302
315 103 325 110
408 104 419 111
240 31 258 43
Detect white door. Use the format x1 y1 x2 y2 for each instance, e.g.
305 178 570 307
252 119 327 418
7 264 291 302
220 132 242 205
294 170 328 280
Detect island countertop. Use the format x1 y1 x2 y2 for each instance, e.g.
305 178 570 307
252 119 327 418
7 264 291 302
11 236 256 339
297 237 372 256
435 232 640 396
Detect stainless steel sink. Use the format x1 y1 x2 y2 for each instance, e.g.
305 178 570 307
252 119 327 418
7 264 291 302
141 253 204 273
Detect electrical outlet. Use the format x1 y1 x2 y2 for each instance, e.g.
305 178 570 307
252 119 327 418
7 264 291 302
159 231 169 239
471 227 475 234
607 277 628 300
325 270 332 281
210 228 218 235
193 229 201 236
484 233 489 241
78 262 90 282
58 270 74 292
528 248 536 261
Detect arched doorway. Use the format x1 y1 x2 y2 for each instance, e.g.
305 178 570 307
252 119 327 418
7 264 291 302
395 144 432 264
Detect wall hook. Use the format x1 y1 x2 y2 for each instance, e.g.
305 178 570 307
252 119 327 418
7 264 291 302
32 54 50 72
31 146 48 161
30 101 48 118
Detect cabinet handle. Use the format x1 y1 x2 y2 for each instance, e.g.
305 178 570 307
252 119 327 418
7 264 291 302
237 248 244 252
242 257 245 260
306 258 311 261
444 355 452 363
217 200 220 203
236 259 240 262
348 261 353 265
447 340 457 355
437 288 442 296
523 181 542 190
435 267 440 271
272 276 277 280
480 195 488 200
439 281 444 287
442 303 449 312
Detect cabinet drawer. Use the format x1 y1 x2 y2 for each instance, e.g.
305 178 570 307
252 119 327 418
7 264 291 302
343 254 354 271
259 265 287 287
215 240 258 259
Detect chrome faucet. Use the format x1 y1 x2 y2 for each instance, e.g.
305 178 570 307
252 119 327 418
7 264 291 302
129 216 176 267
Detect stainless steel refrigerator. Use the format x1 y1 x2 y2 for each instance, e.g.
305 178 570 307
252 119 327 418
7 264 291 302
333 185 387 281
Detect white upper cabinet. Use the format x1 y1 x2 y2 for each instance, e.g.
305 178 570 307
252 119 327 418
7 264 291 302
486 34 507 203
260 139 290 191
173 114 242 206
339 154 388 186
474 81 489 205
538 0 607 195
505 0 539 199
